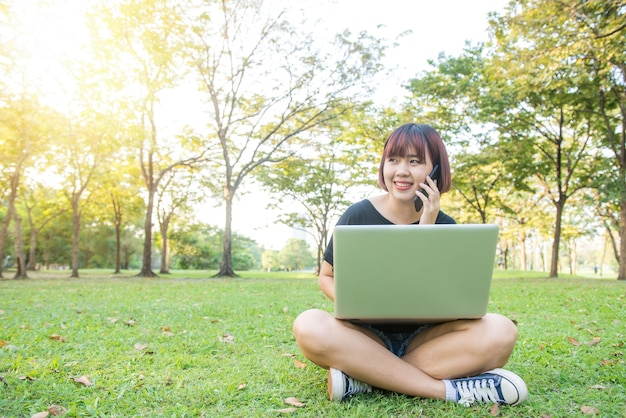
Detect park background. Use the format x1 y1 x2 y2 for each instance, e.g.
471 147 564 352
1 1 625 416
0 0 625 280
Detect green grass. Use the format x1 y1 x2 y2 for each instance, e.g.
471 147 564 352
1 271 625 417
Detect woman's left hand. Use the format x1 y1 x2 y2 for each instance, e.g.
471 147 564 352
416 176 440 224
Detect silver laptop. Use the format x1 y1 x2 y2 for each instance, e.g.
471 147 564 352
333 224 499 323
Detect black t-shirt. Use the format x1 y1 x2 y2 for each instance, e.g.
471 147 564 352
324 199 456 266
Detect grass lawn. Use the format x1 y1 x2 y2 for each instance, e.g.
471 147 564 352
1 270 625 417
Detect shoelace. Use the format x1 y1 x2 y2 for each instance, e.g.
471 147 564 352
343 375 371 398
455 377 500 407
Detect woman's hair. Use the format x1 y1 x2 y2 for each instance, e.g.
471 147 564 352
377 123 452 193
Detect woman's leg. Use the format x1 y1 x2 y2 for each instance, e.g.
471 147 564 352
401 313 519 379
292 309 447 399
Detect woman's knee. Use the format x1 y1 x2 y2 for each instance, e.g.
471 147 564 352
293 309 334 346
482 313 519 359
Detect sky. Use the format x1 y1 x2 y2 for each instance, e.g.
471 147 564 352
10 0 509 251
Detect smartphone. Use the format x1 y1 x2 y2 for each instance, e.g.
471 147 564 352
414 164 440 212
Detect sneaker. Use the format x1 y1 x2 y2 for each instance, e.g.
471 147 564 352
451 368 528 406
328 368 373 401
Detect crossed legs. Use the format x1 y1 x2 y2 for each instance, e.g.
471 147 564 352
292 309 518 400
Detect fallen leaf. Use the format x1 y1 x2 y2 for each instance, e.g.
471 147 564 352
47 405 67 416
49 334 66 342
134 343 149 351
281 353 296 358
277 408 297 413
219 333 234 343
31 412 49 418
237 383 246 390
581 405 600 415
107 317 119 323
567 336 581 346
293 359 307 369
489 402 499 416
160 326 171 332
282 307 289 313
587 337 601 346
590 384 606 390
284 397 305 407
72 375 92 386
162 331 175 337
19 376 37 381
0 340 7 347
124 319 137 326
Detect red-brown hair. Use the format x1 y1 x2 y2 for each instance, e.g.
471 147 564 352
378 123 451 193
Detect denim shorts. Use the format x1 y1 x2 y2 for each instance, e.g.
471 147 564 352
359 324 433 358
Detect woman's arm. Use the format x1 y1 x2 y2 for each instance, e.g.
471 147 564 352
318 261 335 301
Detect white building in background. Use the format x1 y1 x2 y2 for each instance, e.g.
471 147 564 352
291 213 308 241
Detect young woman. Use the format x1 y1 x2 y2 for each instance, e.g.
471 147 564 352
293 123 528 406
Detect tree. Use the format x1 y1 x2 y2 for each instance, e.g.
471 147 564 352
279 238 314 272
156 167 201 274
89 0 212 277
488 0 617 277
20 182 66 270
256 110 380 273
261 249 280 272
188 0 387 276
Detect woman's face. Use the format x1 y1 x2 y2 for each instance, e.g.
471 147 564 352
382 147 434 204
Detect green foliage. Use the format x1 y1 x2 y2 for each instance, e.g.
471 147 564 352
278 238 315 271
0 273 624 416
169 224 262 271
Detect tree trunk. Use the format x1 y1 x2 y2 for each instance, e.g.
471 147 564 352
159 217 170 274
520 230 527 271
215 193 237 277
0 211 10 279
112 194 122 274
138 186 157 277
114 220 121 274
550 202 564 278
27 226 38 270
619 201 626 280
12 212 27 279
71 197 80 278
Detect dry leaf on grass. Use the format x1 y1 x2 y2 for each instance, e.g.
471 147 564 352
134 343 149 351
284 397 305 407
581 405 600 415
72 375 92 386
490 402 499 416
587 337 601 346
0 340 7 347
47 405 67 416
590 384 606 390
237 383 246 390
124 319 137 326
31 412 49 418
219 333 235 343
293 359 307 369
567 336 581 346
277 408 297 413
49 334 66 342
